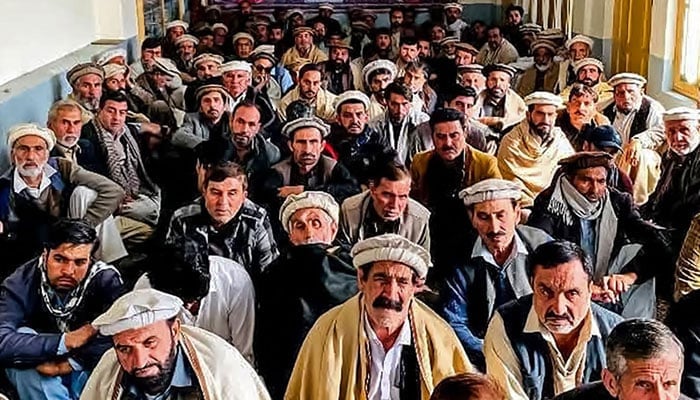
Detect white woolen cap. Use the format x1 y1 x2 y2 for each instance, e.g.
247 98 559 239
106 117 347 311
166 20 189 31
7 123 56 152
565 34 594 50
333 90 370 112
92 289 183 336
663 107 700 122
94 48 127 66
174 34 199 47
459 178 523 206
351 234 432 279
220 60 252 74
524 91 564 108
607 72 647 88
362 59 397 86
279 191 340 233
573 57 604 74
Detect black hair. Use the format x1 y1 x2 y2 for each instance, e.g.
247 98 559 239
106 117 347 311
486 25 502 34
373 27 392 38
196 27 214 37
446 85 478 103
270 22 284 31
405 61 431 79
99 90 129 109
141 37 162 51
368 158 410 186
390 6 406 15
400 36 418 47
526 241 594 281
429 107 465 130
147 241 211 307
45 219 98 252
384 81 413 102
203 162 248 190
232 99 260 118
285 100 314 121
505 4 525 16
298 63 323 79
194 139 235 167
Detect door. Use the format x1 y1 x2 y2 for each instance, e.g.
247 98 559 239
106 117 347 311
611 0 653 76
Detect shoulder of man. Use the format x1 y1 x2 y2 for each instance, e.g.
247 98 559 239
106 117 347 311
239 199 269 222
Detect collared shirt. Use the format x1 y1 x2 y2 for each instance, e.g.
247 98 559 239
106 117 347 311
472 234 528 307
126 345 197 400
364 311 412 400
13 164 57 199
484 305 601 400
612 103 642 146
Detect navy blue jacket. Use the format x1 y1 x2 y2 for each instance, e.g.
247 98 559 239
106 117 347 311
0 258 124 370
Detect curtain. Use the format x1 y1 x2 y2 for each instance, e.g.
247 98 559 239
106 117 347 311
516 0 573 36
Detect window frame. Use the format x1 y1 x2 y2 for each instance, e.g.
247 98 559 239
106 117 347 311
673 0 700 99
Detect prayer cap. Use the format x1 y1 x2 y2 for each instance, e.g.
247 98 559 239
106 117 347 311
444 2 463 11
67 62 104 86
351 234 432 279
220 60 252 74
232 32 255 45
454 42 479 55
92 289 183 336
531 40 557 54
458 64 484 74
351 21 371 32
439 36 460 47
558 151 614 172
94 48 127 66
281 116 330 138
174 34 199 47
193 53 224 68
327 38 353 50
319 3 334 11
607 72 647 87
459 178 522 206
293 26 315 36
524 91 564 108
538 28 565 41
103 64 128 80
584 125 622 151
165 20 189 31
251 46 278 64
211 23 228 34
279 191 339 233
334 90 370 112
520 23 543 34
482 63 516 78
359 11 377 21
663 107 700 122
152 57 180 77
566 34 594 50
7 123 56 152
195 84 228 103
362 59 398 86
573 58 604 74
205 4 222 14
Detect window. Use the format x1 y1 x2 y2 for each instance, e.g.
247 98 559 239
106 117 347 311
674 0 700 99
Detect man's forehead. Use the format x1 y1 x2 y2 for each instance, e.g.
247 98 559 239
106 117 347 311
533 261 588 286
114 321 169 344
369 261 414 277
16 135 48 147
291 208 329 221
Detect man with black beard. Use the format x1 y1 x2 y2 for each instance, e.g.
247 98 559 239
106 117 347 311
172 84 230 149
257 191 358 399
320 38 363 95
84 289 270 399
362 60 398 120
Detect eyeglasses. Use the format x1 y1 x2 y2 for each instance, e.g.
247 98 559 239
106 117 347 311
254 64 274 73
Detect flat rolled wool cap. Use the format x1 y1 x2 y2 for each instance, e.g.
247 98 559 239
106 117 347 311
232 32 255 45
438 36 460 47
152 57 180 77
572 58 604 74
211 23 228 34
482 63 516 78
103 64 128 80
351 234 432 279
458 64 484 74
220 60 252 74
531 40 557 55
7 123 56 152
67 62 104 86
92 289 183 336
193 53 225 68
444 2 463 12
663 107 700 122
585 125 623 151
454 42 479 55
279 191 339 233
524 91 564 108
174 34 199 47
607 72 647 88
94 48 127 66
195 84 228 103
165 20 189 31
333 90 370 112
565 34 594 50
557 151 614 171
459 178 523 206
362 59 398 86
281 116 331 138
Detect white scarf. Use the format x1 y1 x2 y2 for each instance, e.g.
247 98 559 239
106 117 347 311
547 175 618 279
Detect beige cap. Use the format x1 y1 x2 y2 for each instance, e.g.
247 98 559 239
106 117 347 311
524 91 564 108
279 191 339 233
66 62 104 86
459 178 522 206
351 234 432 279
7 123 56 152
92 289 183 336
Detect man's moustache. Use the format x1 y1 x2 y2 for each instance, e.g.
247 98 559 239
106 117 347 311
545 311 573 323
372 296 403 312
486 231 506 240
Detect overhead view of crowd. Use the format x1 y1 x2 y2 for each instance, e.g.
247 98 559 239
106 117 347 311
1 1 700 399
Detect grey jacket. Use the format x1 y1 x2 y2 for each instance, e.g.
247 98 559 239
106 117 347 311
337 190 431 251
171 112 230 149
369 110 433 167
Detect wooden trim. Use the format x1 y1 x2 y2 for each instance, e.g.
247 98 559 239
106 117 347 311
135 0 146 44
673 0 700 99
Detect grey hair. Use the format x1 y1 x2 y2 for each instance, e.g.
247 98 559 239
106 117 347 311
47 99 87 125
605 319 684 379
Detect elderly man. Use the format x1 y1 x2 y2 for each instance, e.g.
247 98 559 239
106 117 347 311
82 289 270 399
166 162 278 285
0 219 123 400
643 107 700 258
339 161 430 251
441 179 552 369
363 60 398 120
279 63 337 122
80 91 161 245
182 53 224 112
221 60 253 110
134 241 256 364
131 57 182 127
129 37 161 78
286 234 473 400
497 92 575 206
47 100 87 163
458 64 487 94
474 64 527 136
557 83 611 150
560 58 613 108
257 191 358 398
325 90 391 186
66 63 104 119
161 19 188 59
172 84 230 149
444 3 469 37
280 26 328 69
370 82 432 166
321 38 364 95
528 152 666 318
257 116 358 230
173 34 199 79
554 319 690 400
602 73 665 204
476 26 519 66
582 126 634 195
555 35 595 93
484 240 623 400
0 123 124 270
232 32 255 60
516 40 560 96
411 108 501 270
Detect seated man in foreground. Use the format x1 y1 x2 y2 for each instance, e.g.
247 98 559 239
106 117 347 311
286 234 472 400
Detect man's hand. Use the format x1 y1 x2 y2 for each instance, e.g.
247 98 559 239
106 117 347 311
591 283 617 303
64 324 97 351
36 360 72 377
603 273 637 296
622 140 643 167
278 186 304 198
478 116 501 127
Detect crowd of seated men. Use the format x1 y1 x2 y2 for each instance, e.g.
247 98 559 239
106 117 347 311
0 1 700 399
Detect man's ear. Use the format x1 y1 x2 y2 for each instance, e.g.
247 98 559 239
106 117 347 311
601 368 619 397
171 318 182 339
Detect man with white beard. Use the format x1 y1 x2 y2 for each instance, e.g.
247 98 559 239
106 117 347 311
515 40 560 96
0 123 125 273
66 63 104 120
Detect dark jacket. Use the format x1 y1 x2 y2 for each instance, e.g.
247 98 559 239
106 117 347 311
256 244 357 399
326 124 393 185
0 258 123 370
498 294 622 400
554 381 692 400
231 134 281 185
669 289 700 399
